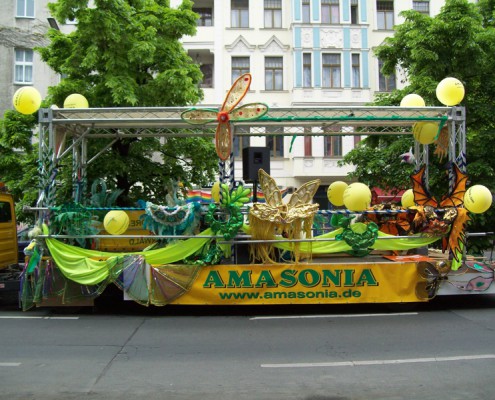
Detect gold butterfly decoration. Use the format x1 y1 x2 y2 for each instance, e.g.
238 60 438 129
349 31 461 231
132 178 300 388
249 169 320 263
181 73 268 161
251 169 321 224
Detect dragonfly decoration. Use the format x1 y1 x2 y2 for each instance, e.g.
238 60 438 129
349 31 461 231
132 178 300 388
181 73 269 161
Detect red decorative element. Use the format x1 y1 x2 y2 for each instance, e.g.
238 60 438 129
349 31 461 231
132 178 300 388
217 111 230 123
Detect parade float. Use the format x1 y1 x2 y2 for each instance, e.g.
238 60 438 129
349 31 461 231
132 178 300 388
15 75 495 310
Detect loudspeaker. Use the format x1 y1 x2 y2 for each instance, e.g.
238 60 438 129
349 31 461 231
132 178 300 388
234 243 251 264
242 147 270 181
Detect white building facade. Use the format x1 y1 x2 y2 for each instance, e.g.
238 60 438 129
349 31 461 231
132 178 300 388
178 0 458 204
1 1 474 206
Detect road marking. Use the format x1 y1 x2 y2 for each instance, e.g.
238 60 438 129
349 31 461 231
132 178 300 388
251 312 417 320
0 363 21 367
261 354 495 368
0 316 79 320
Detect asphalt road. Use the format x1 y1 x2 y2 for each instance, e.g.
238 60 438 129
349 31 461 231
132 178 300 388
1 295 495 400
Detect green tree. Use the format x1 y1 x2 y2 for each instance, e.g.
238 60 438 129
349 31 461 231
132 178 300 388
41 0 204 107
0 111 39 223
35 0 217 206
339 0 495 251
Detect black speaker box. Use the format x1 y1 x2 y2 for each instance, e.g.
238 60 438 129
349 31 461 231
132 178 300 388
242 147 270 181
234 243 251 264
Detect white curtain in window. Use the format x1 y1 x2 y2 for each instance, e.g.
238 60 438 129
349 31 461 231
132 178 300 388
17 0 35 17
15 49 34 83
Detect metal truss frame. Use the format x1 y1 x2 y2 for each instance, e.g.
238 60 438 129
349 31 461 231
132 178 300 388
37 105 465 209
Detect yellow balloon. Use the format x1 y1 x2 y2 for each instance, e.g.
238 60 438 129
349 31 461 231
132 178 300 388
400 94 425 107
211 182 221 203
401 189 415 208
63 93 89 108
343 182 372 212
436 77 465 106
413 122 438 145
327 181 348 206
13 87 42 115
104 210 130 235
464 185 492 214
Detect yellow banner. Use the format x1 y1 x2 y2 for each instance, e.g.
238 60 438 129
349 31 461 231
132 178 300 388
173 262 425 305
97 210 156 252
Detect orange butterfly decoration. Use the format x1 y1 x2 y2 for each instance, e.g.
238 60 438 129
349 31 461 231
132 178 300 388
410 164 468 208
181 73 269 161
376 213 411 236
410 165 439 208
410 164 470 262
366 204 411 236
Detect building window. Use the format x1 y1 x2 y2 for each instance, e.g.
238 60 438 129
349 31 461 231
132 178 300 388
377 0 394 30
351 54 360 88
233 131 250 158
322 53 341 88
413 1 430 15
303 53 312 88
322 0 339 24
323 126 342 156
194 8 213 26
378 59 396 92
232 57 250 83
304 134 312 156
264 0 282 28
302 0 311 23
265 57 283 91
324 136 342 157
350 0 359 24
267 135 284 158
231 0 249 28
14 49 34 84
16 0 34 18
199 64 213 88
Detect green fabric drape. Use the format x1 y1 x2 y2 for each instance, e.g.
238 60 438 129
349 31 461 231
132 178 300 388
45 228 213 285
44 225 441 286
273 228 440 253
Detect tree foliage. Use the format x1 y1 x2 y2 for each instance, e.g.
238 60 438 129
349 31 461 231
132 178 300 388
0 111 39 223
40 0 204 107
33 0 216 207
339 135 415 194
340 0 495 252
